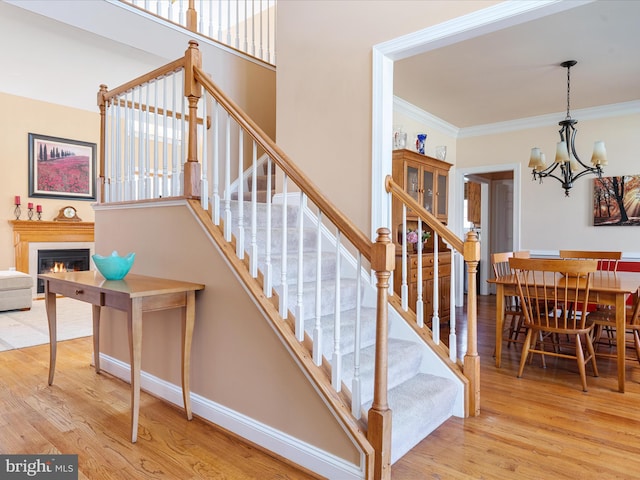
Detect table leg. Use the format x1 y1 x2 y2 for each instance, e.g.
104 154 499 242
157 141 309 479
92 305 101 373
45 285 57 386
616 292 626 393
128 298 143 443
495 285 505 368
182 290 195 421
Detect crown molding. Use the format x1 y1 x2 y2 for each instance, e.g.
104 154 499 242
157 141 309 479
394 98 640 140
393 96 459 137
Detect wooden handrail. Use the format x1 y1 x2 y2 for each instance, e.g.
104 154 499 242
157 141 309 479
385 175 463 253
193 65 373 261
100 58 186 103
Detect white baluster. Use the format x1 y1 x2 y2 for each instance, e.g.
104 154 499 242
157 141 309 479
351 253 362 419
153 80 159 198
295 191 305 341
401 205 408 311
258 0 264 61
114 95 122 202
416 218 424 327
249 141 258 277
279 174 288 318
234 0 240 49
223 113 232 241
162 76 169 198
217 0 223 43
449 250 457 362
263 156 273 297
200 89 209 208
125 90 134 200
312 211 323 365
432 231 440 344
236 129 245 259
212 101 220 225
226 0 231 45
144 81 151 198
331 229 342 392
243 0 248 53
251 0 256 56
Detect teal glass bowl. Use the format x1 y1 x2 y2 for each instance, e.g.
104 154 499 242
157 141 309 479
92 251 135 280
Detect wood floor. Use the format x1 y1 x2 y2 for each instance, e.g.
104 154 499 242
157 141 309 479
3 294 640 479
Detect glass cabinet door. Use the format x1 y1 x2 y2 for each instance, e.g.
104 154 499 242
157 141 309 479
422 169 434 213
406 165 420 202
437 171 447 217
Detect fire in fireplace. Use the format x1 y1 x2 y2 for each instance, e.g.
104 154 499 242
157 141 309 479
37 248 90 293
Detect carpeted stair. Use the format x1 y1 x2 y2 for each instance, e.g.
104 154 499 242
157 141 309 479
228 195 457 463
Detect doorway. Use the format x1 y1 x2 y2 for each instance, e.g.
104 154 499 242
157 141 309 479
454 164 521 304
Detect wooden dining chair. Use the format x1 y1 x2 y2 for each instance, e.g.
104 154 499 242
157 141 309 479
588 291 640 363
509 257 599 392
491 252 527 352
559 250 621 272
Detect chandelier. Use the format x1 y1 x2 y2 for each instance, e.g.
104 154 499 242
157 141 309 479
528 60 608 196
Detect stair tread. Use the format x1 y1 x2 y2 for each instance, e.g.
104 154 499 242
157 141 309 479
362 373 458 463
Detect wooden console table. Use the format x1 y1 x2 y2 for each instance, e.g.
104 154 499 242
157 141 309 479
39 271 204 442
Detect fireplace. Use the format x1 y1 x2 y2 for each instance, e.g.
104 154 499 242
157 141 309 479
37 248 91 293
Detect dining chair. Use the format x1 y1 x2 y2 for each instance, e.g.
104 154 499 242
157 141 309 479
587 291 640 363
559 250 621 272
491 252 527 352
509 257 599 392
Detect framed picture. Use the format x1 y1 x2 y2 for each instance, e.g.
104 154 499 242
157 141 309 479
593 174 640 226
28 133 96 201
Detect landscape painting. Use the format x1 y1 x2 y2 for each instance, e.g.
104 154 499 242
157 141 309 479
28 133 96 200
593 174 640 226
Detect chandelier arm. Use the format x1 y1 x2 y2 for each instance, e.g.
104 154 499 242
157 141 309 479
569 166 603 183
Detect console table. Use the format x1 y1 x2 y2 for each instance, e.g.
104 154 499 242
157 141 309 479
39 271 204 442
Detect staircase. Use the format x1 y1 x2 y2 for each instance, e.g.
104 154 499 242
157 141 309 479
229 179 458 462
95 38 482 478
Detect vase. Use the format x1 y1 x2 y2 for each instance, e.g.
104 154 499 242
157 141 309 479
416 133 427 155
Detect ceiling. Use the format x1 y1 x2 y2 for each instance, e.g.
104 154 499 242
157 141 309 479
394 0 640 130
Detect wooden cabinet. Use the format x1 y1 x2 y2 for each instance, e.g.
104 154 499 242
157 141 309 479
393 252 451 324
391 149 453 325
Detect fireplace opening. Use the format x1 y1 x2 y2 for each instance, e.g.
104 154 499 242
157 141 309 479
37 248 90 293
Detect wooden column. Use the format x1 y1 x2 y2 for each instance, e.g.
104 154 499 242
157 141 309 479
368 228 394 480
463 230 481 416
183 40 202 199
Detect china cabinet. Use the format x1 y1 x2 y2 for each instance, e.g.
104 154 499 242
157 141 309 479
391 149 453 325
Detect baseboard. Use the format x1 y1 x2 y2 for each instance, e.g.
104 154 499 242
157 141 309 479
99 354 365 480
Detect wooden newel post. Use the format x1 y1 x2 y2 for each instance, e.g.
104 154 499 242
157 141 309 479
463 230 481 416
368 227 394 480
97 84 109 204
183 40 202 199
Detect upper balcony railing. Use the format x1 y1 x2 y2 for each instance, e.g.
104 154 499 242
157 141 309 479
122 0 276 65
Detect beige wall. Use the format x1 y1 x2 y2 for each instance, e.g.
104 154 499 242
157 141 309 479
457 113 640 253
0 92 99 270
276 0 497 236
95 203 360 464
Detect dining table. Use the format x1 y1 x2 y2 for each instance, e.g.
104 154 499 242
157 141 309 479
489 270 640 393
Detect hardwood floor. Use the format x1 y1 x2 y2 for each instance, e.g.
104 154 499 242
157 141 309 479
393 294 640 479
0 338 320 480
3 295 640 479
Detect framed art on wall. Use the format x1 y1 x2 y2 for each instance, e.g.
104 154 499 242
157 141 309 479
593 174 640 226
28 133 96 201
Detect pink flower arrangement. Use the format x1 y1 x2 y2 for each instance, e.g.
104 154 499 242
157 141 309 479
406 229 430 244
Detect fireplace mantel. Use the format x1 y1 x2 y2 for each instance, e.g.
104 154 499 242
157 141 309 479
10 220 95 273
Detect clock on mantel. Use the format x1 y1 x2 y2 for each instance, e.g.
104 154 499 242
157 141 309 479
53 205 82 222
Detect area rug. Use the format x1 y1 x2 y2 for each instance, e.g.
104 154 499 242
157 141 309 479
0 297 92 351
